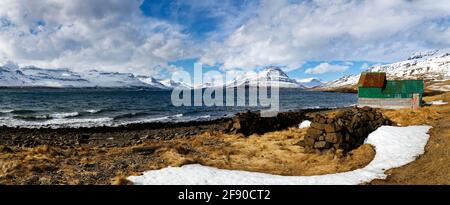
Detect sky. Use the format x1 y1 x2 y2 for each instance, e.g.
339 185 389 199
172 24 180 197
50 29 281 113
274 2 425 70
0 0 450 82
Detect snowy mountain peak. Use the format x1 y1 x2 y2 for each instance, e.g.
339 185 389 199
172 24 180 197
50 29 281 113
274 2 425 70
408 49 440 60
2 61 20 71
295 78 324 88
137 76 169 89
159 79 192 89
260 66 290 79
320 49 450 89
227 66 304 88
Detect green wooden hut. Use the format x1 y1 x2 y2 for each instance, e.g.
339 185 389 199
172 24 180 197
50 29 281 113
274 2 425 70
357 72 424 109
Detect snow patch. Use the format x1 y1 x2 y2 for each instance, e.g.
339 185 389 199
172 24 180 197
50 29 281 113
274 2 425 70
299 120 311 128
128 125 431 185
426 100 448 105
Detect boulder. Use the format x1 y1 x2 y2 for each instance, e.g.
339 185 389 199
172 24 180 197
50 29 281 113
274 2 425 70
314 141 332 149
325 132 343 144
306 128 323 137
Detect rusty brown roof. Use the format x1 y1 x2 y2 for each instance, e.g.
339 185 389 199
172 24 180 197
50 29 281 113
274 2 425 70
358 72 386 88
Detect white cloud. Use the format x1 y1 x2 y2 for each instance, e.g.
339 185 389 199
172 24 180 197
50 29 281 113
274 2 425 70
201 0 450 71
1 0 450 76
305 63 349 74
361 63 370 70
0 0 193 76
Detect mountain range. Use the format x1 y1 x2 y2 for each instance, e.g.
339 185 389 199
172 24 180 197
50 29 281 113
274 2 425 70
321 49 450 90
0 63 318 89
1 49 449 90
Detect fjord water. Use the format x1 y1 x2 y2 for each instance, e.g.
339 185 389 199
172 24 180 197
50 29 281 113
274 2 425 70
0 88 356 128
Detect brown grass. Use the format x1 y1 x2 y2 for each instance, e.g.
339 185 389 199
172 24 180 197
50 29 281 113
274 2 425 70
171 128 375 176
0 125 376 184
370 92 450 184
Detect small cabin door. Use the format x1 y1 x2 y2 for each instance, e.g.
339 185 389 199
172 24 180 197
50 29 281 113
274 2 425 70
412 93 420 110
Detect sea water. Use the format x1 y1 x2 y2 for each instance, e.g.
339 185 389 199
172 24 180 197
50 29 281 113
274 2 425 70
0 88 356 128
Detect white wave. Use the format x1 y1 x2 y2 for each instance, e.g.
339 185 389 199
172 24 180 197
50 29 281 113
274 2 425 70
50 112 79 118
85 109 101 113
0 112 210 128
196 115 211 119
29 115 51 119
176 115 211 122
172 114 183 118
0 109 14 113
0 117 113 128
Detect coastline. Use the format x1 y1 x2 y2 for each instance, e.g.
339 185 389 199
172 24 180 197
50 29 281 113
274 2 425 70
0 92 448 185
0 108 329 148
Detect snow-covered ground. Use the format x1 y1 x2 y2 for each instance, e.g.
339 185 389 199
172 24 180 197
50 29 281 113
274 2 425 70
299 120 311 128
426 100 448 105
128 125 431 185
428 84 450 92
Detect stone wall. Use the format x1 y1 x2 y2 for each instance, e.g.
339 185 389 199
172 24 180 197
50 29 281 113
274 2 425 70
298 107 392 153
227 110 321 136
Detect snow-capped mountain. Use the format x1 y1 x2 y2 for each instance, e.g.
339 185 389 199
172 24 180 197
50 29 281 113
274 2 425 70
0 62 91 87
0 62 167 88
159 79 192 89
295 78 324 88
320 49 450 89
320 74 361 88
227 66 305 88
82 70 153 88
137 76 170 89
370 49 449 80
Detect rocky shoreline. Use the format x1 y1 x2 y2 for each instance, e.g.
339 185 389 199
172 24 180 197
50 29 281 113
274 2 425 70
0 108 329 149
0 118 230 148
1 107 347 185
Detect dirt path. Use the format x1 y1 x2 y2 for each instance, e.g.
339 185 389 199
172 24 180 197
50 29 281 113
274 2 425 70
371 93 450 184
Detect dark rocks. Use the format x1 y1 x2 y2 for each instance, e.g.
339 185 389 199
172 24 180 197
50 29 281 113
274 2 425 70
0 117 232 148
76 134 90 144
0 145 14 153
131 145 159 154
299 107 392 153
140 135 153 140
227 110 308 136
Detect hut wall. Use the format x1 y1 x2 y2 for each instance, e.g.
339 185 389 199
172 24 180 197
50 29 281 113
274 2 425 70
357 98 413 109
